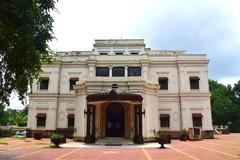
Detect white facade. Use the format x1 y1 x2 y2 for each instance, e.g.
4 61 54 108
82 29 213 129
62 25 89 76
28 39 213 142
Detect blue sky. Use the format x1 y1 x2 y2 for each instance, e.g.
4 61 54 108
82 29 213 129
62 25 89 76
10 0 240 109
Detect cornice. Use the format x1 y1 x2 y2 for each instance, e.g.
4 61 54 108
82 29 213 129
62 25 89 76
180 92 211 97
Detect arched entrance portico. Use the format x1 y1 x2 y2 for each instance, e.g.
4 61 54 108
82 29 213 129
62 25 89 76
106 103 124 137
85 88 144 144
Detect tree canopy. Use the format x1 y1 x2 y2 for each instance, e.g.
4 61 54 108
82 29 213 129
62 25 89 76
209 79 240 132
0 104 28 126
0 0 56 105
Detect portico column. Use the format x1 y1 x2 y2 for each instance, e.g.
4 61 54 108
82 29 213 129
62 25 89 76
84 104 92 143
138 105 144 143
134 106 139 143
134 104 144 144
90 105 96 143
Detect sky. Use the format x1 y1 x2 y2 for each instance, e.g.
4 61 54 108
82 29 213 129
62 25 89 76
9 0 240 109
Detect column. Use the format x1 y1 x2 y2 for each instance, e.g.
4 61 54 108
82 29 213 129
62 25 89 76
84 105 92 143
134 106 139 143
109 66 112 77
90 105 96 143
138 105 144 143
134 105 144 144
125 66 128 77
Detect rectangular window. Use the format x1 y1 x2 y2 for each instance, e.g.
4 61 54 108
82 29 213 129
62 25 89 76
190 77 200 89
115 52 123 55
67 114 75 128
160 114 170 128
128 67 141 76
36 113 46 127
130 52 139 55
69 78 79 90
112 67 125 77
192 113 203 127
40 77 49 90
159 77 168 90
96 67 109 77
100 52 108 55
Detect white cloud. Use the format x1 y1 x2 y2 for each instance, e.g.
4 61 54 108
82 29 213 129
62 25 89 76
219 76 240 87
9 0 240 108
8 92 27 110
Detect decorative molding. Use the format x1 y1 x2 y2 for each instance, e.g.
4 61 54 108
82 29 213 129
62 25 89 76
189 107 204 111
158 108 172 111
36 107 49 110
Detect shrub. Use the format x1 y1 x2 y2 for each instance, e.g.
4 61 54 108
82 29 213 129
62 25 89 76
50 133 64 148
33 133 42 140
154 130 169 148
180 129 188 141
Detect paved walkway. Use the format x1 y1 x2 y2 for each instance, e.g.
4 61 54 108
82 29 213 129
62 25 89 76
60 141 168 148
0 134 240 160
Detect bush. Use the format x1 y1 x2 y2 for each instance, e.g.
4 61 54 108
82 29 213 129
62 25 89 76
33 133 42 140
154 130 169 148
180 129 188 141
50 133 64 148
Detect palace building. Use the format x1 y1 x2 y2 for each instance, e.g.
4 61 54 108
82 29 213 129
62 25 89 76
27 39 213 143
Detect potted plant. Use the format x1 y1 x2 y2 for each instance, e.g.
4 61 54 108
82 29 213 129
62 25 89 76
50 133 64 148
154 130 168 149
180 129 188 141
33 133 42 140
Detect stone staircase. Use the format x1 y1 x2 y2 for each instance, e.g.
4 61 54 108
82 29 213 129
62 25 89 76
95 137 134 145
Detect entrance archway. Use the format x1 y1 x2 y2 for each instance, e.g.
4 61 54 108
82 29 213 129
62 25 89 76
85 88 144 143
106 103 124 137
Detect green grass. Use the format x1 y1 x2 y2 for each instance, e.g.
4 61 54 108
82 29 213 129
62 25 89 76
0 141 8 145
12 135 26 140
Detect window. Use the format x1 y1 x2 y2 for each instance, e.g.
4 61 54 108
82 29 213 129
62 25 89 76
67 114 75 128
112 67 125 77
159 77 168 90
69 78 79 90
40 77 49 90
115 52 123 55
160 114 170 128
96 67 109 77
190 77 200 89
36 113 46 127
130 52 139 55
128 67 141 76
100 52 108 55
192 113 202 127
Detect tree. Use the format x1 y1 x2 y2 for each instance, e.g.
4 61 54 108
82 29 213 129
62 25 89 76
13 105 28 127
0 104 9 125
13 112 27 127
209 79 240 132
209 80 233 125
0 0 56 106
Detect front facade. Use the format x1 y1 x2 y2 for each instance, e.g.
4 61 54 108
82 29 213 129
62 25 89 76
27 39 213 143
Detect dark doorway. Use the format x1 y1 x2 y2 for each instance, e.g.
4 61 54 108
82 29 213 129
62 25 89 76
106 103 124 137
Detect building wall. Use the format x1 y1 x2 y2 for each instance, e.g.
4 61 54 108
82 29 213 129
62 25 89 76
27 39 213 140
